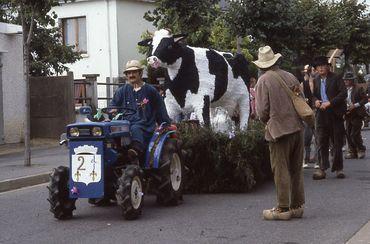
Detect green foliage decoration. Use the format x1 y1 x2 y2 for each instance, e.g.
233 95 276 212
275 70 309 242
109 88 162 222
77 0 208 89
178 120 271 193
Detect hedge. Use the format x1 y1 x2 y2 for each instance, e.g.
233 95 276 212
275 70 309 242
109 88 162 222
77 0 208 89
177 120 272 193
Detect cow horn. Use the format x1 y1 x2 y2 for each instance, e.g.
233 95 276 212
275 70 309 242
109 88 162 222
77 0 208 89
164 28 172 35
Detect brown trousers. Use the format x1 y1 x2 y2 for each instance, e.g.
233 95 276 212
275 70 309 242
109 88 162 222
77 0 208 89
269 130 305 209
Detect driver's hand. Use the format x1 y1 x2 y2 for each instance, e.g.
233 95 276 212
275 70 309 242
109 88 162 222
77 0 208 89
109 108 118 114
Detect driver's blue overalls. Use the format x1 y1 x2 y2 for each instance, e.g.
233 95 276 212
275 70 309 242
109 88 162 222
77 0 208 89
110 83 171 152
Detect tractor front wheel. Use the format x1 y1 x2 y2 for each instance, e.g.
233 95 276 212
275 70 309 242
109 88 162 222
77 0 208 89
47 166 76 219
116 165 144 220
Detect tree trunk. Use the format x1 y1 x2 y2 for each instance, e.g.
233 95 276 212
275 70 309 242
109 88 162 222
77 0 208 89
23 43 31 166
21 10 31 167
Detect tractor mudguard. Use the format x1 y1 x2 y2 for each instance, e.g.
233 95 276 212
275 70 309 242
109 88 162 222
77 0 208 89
144 130 176 169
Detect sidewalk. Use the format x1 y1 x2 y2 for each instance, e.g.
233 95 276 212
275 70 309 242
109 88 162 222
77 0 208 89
0 139 68 192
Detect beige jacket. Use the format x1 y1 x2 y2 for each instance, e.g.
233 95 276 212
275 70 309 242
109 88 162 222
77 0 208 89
255 67 303 141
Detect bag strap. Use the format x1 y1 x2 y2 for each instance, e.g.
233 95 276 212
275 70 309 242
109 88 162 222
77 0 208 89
267 70 295 99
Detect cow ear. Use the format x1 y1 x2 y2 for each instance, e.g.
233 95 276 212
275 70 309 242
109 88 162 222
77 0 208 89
138 38 153 47
173 34 187 43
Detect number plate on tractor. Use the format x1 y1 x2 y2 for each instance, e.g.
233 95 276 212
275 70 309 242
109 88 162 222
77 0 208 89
71 154 101 184
69 141 104 198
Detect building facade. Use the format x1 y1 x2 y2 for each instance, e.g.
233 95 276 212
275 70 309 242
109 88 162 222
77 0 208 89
0 22 25 144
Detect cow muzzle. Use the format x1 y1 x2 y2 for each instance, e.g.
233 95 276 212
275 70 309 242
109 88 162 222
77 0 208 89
147 56 161 69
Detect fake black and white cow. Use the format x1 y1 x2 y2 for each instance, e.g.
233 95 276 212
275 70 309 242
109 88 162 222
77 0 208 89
138 29 250 131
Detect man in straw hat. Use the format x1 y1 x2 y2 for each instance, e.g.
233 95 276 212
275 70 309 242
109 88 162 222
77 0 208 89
254 46 305 220
311 56 346 180
110 59 171 163
343 71 367 159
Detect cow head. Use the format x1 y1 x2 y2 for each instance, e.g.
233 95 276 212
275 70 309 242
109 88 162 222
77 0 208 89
138 29 187 68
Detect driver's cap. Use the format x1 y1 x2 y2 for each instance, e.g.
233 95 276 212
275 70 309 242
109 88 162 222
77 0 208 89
124 60 143 74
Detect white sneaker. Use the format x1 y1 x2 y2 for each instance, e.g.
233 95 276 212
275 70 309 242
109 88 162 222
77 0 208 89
303 162 309 169
314 163 320 169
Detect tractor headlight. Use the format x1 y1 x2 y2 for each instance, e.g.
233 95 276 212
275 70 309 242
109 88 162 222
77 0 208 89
69 127 79 137
92 127 102 137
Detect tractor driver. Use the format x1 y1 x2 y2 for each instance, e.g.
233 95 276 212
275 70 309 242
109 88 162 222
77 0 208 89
110 59 171 163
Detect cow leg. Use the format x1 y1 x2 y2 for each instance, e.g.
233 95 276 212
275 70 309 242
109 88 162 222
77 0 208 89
164 93 183 122
193 100 206 125
238 95 250 130
167 105 182 123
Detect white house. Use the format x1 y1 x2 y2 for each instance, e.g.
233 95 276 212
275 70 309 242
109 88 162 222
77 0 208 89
0 22 25 144
51 0 156 107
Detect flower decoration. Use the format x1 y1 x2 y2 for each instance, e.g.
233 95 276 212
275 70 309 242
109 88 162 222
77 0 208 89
138 98 149 109
71 186 79 195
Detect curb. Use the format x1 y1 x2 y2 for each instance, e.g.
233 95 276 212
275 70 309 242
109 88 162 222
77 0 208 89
0 173 50 193
346 221 370 244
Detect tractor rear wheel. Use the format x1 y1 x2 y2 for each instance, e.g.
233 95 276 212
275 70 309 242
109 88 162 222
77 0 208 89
116 165 144 220
156 138 184 206
47 166 76 219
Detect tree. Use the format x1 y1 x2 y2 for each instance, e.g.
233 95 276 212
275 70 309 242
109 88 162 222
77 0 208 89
225 0 370 69
0 0 80 76
225 0 297 52
330 0 370 69
30 25 81 76
144 0 221 47
1 0 76 166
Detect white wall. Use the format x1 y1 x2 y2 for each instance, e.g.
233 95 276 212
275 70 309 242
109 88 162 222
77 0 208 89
52 0 120 107
0 24 25 143
116 0 155 75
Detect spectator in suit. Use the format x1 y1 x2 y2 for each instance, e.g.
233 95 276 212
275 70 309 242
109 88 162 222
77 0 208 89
343 72 368 159
311 56 347 180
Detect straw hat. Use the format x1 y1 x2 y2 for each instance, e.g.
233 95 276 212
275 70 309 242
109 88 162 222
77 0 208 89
123 60 143 74
252 46 282 69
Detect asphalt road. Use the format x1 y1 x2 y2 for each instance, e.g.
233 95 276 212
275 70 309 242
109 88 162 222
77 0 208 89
0 130 369 244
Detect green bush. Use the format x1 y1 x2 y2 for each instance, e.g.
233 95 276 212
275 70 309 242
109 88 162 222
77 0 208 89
178 120 272 193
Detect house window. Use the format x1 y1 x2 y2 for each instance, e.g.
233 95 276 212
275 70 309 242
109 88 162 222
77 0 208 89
62 17 87 53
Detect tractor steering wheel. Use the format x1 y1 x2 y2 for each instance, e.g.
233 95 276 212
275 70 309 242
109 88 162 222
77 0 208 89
102 106 137 118
93 106 137 121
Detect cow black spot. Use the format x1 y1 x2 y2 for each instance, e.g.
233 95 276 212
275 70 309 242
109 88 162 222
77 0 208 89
153 37 181 65
228 54 250 87
206 49 228 102
167 47 199 108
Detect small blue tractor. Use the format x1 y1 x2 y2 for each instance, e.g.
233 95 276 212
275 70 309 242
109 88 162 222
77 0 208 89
47 106 183 220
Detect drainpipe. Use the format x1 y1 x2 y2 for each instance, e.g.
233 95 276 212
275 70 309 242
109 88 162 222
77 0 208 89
0 54 4 144
106 0 113 106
